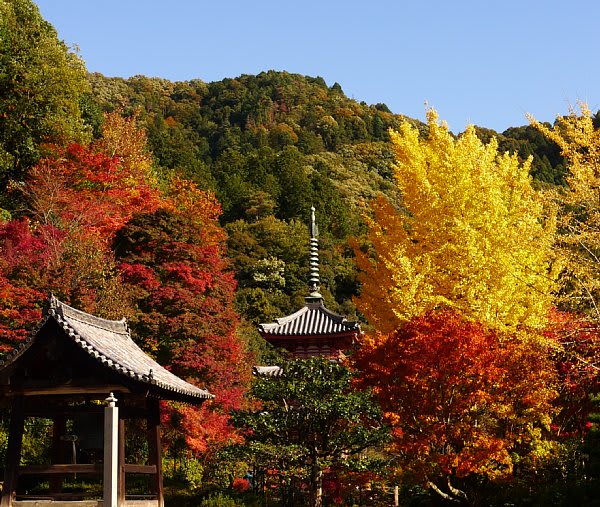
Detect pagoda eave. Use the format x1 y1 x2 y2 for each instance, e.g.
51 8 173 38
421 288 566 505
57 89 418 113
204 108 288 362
258 331 358 342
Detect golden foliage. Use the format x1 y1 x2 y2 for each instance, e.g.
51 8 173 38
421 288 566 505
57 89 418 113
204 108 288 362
529 104 600 317
355 110 558 333
93 111 157 186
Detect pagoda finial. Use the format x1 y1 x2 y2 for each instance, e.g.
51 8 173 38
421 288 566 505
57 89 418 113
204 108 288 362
310 206 319 239
307 207 322 303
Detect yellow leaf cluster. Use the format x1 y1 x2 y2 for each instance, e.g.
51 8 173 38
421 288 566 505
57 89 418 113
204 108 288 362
93 112 158 187
355 110 558 333
529 104 600 317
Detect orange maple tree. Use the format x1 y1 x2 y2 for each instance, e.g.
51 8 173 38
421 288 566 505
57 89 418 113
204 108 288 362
114 178 253 454
353 310 557 502
27 116 161 242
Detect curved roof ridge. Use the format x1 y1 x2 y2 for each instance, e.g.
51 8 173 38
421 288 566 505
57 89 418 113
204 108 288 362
274 306 309 325
51 311 138 380
316 304 351 323
50 297 129 335
258 301 360 336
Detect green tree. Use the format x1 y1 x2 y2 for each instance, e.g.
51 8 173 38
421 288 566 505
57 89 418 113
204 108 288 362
232 357 389 507
226 215 317 322
502 124 565 185
273 147 313 220
0 0 89 201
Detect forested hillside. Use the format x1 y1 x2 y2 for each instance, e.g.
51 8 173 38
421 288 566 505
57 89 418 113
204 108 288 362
81 71 567 327
0 0 568 338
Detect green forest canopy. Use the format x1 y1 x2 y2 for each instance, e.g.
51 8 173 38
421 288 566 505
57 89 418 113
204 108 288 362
79 71 567 327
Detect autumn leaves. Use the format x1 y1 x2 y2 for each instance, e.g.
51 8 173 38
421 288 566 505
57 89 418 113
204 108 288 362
356 109 557 334
0 113 253 452
351 107 599 500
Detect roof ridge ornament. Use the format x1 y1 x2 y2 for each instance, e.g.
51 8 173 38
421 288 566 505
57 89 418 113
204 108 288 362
306 207 323 303
43 293 59 318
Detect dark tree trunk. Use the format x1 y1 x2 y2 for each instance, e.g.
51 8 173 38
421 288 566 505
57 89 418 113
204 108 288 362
309 465 323 507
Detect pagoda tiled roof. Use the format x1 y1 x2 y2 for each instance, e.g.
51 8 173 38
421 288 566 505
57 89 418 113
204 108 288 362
258 300 360 337
0 296 213 403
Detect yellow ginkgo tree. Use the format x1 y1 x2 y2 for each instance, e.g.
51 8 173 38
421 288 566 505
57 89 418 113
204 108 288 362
355 109 558 334
529 104 600 319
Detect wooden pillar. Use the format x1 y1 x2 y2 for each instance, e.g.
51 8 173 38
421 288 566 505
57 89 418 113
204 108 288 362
50 415 67 495
147 397 164 507
1 396 25 507
104 393 119 507
118 416 126 506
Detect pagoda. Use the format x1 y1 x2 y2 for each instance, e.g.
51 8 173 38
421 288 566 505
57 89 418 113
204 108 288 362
257 208 361 359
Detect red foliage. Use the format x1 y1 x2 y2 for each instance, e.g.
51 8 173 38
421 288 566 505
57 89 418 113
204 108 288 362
2 113 251 456
114 185 253 452
27 143 162 241
232 477 251 493
0 274 44 351
545 309 600 436
0 218 63 349
353 311 557 486
177 404 242 454
0 218 64 284
118 263 161 292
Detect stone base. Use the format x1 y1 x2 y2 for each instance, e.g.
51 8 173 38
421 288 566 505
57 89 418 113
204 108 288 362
14 502 100 507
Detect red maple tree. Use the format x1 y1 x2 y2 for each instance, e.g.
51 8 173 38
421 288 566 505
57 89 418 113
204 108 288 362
545 310 600 437
114 180 253 452
352 310 557 502
1 112 252 456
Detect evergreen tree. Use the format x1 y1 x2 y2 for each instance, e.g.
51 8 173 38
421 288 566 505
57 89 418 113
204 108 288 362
232 358 388 507
0 0 89 209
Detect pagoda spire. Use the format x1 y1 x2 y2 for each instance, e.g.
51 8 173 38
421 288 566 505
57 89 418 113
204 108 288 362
257 206 361 358
306 207 323 303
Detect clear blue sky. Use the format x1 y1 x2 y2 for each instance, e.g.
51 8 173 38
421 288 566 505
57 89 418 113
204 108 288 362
36 0 600 133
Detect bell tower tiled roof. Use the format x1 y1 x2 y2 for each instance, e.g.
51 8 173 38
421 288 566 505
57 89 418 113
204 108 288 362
0 295 212 403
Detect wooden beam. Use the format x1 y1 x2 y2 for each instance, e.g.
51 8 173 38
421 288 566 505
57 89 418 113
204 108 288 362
18 464 102 475
3 385 131 397
13 492 96 507
147 398 164 507
1 396 25 507
122 464 157 474
12 500 100 507
21 404 148 420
